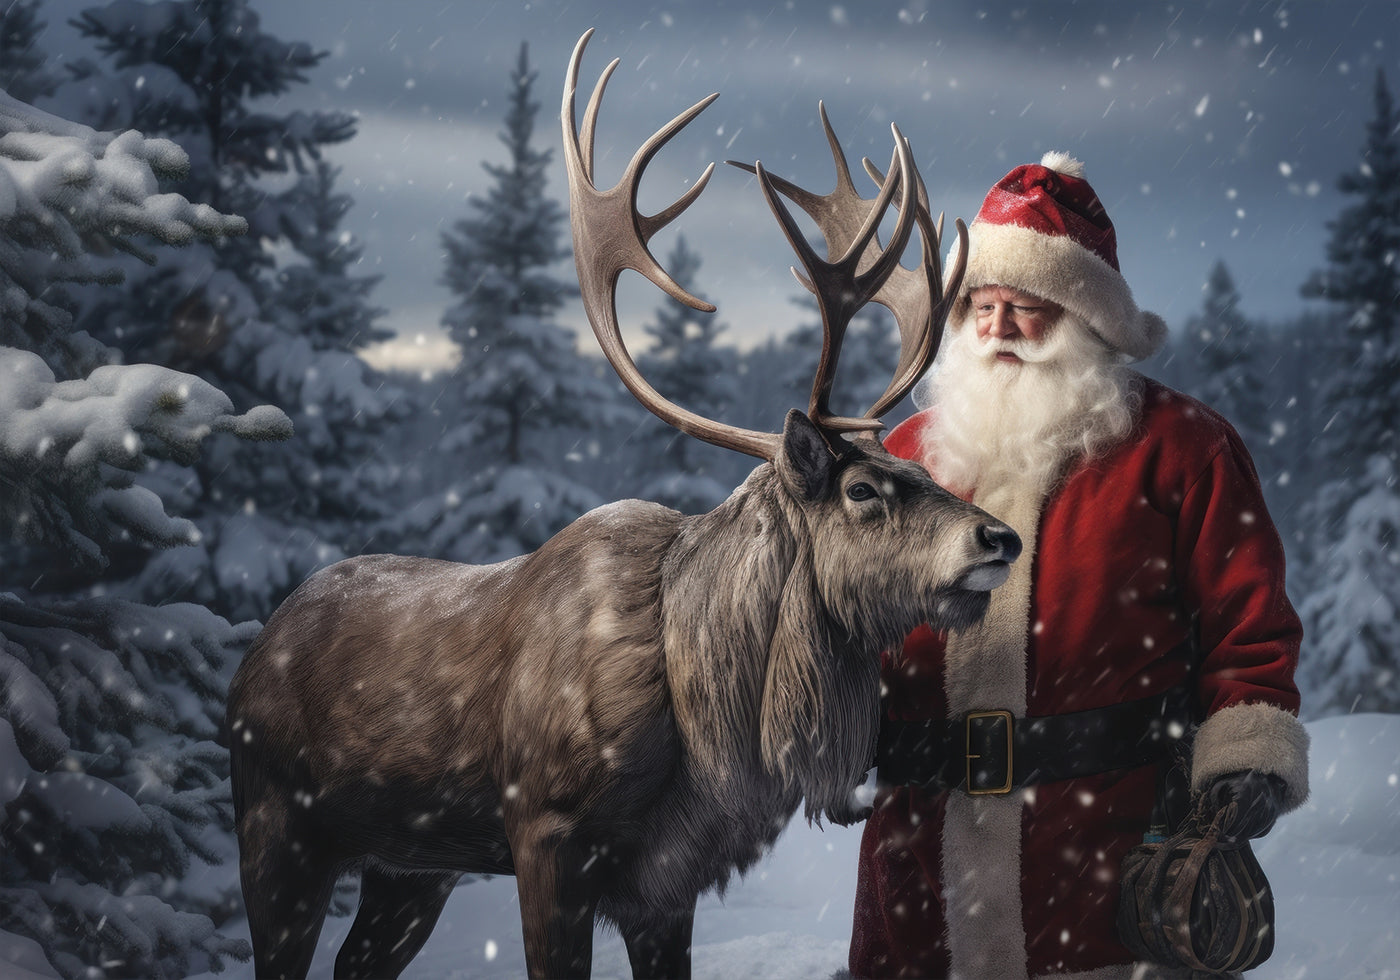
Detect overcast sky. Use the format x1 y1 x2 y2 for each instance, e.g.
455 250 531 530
34 0 1400 363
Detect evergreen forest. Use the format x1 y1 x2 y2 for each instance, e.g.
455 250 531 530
1 2 1396 975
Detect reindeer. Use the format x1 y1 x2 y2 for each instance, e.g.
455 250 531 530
227 31 1021 980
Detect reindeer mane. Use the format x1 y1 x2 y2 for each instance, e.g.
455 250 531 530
662 467 880 825
760 534 881 823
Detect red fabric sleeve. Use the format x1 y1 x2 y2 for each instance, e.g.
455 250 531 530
1174 426 1302 716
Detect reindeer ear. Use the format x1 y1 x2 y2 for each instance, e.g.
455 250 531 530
776 409 835 501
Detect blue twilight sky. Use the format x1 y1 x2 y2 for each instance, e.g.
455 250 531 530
31 0 1400 360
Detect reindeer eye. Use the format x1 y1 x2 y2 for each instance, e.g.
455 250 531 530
846 482 878 502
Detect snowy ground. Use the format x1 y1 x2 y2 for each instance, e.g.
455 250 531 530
9 715 1398 979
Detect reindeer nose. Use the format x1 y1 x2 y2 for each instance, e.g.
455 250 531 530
977 523 1022 563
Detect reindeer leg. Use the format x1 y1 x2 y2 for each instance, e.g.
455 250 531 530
237 796 338 980
333 866 460 978
620 906 695 980
513 835 600 979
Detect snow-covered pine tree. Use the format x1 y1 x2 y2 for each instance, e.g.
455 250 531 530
631 235 740 513
1296 69 1400 716
70 0 354 232
1182 260 1272 456
0 91 290 980
390 42 617 563
65 0 352 365
64 0 399 623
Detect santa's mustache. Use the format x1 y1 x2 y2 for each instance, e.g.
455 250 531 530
970 329 1066 365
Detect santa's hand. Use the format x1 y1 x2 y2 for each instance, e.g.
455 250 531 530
1203 770 1287 841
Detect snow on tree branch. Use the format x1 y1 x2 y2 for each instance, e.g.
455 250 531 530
0 346 292 566
0 90 245 247
0 89 247 368
0 592 258 977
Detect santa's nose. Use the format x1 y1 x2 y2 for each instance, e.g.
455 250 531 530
985 306 1017 338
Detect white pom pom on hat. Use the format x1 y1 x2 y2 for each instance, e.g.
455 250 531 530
1038 150 1086 178
950 150 1167 361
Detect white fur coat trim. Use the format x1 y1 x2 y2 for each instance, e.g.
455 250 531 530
940 481 1044 980
1190 700 1311 809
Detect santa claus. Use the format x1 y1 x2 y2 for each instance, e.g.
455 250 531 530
849 153 1309 979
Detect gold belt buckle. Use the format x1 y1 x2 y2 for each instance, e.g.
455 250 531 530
965 709 1014 796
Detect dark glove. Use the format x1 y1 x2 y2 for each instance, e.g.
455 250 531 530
1202 770 1287 841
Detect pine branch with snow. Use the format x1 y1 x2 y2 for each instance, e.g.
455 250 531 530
0 91 245 377
1297 455 1400 714
1 348 290 568
0 594 257 978
56 1 407 625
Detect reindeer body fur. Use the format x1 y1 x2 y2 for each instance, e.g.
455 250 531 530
229 430 1010 979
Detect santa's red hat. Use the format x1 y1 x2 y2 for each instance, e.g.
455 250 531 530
951 151 1167 361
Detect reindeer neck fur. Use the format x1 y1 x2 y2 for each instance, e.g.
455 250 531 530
660 463 881 826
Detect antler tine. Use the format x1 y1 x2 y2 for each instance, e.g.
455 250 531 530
626 101 720 244
818 101 861 202
816 131 921 433
564 29 605 187
750 160 836 299
577 59 617 187
851 128 919 291
861 154 930 219
859 152 933 391
562 31 784 461
564 32 716 308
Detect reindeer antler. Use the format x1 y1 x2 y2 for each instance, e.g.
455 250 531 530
562 30 783 461
563 31 961 461
730 104 968 428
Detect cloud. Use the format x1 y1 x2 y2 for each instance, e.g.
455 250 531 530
358 322 462 378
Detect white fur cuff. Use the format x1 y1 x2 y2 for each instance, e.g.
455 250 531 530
1190 701 1310 810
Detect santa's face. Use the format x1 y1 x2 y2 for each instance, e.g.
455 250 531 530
913 299 1140 495
969 285 1063 362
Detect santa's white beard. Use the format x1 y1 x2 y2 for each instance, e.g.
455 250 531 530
912 313 1143 495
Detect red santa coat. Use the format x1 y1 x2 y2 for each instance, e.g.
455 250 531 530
850 377 1308 980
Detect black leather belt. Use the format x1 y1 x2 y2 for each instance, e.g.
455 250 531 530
876 683 1195 796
